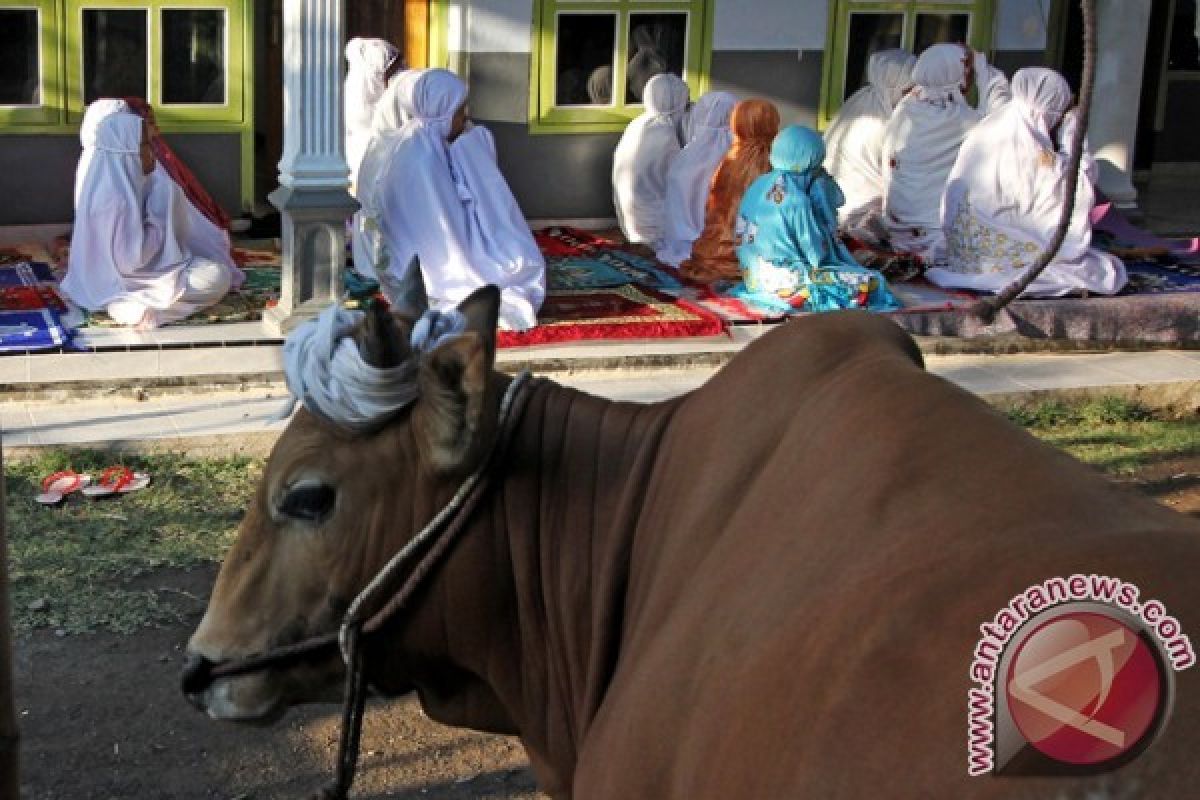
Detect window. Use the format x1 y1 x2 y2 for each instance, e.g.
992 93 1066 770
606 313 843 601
532 0 711 133
821 1 995 125
0 0 63 124
64 1 245 124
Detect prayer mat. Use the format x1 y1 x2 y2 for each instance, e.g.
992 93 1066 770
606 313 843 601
0 308 72 353
232 244 283 268
497 284 726 348
536 227 683 289
1121 258 1200 295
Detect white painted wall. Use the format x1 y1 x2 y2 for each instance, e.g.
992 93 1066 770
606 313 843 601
713 0 827 51
448 0 535 54
993 0 1052 51
446 0 1050 57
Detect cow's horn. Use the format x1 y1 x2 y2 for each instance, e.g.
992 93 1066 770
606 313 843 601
356 301 407 369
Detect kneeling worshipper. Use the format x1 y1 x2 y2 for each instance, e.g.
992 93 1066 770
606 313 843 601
122 97 241 280
882 43 1011 256
344 37 402 191
926 67 1127 297
612 72 691 247
680 98 780 283
823 49 915 242
62 101 240 329
353 68 544 330
734 125 899 313
656 91 738 266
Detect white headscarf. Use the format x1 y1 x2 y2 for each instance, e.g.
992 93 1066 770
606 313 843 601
929 67 1126 297
656 91 737 266
354 69 543 330
824 49 915 216
882 43 1011 254
62 104 191 313
612 72 690 245
345 38 400 187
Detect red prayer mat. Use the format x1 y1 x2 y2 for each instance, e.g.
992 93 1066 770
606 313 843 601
497 284 726 348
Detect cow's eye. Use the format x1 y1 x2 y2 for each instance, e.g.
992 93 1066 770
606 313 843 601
278 483 337 523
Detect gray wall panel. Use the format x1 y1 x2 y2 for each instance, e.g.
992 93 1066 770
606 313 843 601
709 50 822 127
1154 80 1200 163
159 133 242 213
487 122 621 218
992 49 1049 76
0 136 79 224
466 49 825 219
0 133 240 225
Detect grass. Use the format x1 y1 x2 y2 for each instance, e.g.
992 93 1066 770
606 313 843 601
1 396 1197 637
1007 397 1200 477
3 450 262 636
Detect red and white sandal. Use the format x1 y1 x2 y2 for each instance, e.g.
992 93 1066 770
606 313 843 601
35 470 93 506
81 466 151 499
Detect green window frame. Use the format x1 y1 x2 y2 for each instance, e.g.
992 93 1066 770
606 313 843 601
0 0 254 209
0 0 66 126
529 0 714 134
64 0 246 125
819 0 995 127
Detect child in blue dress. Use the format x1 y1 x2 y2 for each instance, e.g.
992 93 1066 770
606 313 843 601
734 125 899 313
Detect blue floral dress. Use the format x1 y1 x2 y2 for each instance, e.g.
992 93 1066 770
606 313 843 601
734 125 900 313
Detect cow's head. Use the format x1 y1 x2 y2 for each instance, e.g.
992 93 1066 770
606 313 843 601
183 286 501 722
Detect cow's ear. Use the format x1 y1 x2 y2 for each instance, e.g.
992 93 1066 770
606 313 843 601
413 286 500 474
355 300 408 369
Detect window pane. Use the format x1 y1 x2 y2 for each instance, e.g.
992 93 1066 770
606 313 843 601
844 13 904 100
0 9 39 105
1168 1 1200 71
555 13 616 106
626 13 687 104
83 9 148 104
162 9 228 104
913 13 970 56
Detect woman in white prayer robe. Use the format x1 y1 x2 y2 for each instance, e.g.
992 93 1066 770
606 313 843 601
354 68 545 330
62 102 236 329
612 72 690 247
926 67 1126 297
882 43 1011 255
656 91 737 266
344 37 401 192
823 49 915 237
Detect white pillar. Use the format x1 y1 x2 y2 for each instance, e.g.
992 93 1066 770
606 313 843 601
265 0 357 334
1088 0 1152 209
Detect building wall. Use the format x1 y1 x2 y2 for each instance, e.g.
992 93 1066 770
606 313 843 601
455 0 828 220
0 134 241 226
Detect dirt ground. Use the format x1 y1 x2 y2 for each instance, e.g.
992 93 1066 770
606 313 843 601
11 459 1200 800
13 565 543 800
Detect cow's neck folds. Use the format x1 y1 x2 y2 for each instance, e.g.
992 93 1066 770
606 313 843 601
415 377 679 793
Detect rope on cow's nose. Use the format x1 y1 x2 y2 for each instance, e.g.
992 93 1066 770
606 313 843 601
972 0 1096 323
276 304 467 432
313 626 368 800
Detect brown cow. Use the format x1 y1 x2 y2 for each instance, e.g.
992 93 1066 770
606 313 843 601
186 287 1200 798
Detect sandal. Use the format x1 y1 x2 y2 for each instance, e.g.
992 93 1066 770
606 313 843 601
81 466 151 498
35 470 93 506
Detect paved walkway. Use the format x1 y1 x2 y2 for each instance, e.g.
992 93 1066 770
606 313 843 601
2 350 1198 450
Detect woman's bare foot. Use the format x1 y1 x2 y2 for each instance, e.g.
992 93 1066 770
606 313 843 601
133 309 158 331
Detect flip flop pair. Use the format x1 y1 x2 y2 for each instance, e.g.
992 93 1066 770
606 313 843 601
35 467 151 506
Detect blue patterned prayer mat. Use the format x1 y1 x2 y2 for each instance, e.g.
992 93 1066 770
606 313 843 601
1122 258 1200 295
0 308 72 353
546 251 682 290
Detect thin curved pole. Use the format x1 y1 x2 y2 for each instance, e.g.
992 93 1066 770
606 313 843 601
973 0 1098 323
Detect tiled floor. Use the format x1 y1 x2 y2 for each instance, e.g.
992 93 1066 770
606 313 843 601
2 351 1197 448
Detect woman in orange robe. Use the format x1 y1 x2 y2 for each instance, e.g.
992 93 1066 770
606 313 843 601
680 99 781 283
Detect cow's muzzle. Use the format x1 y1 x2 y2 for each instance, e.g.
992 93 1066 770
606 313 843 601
181 652 217 708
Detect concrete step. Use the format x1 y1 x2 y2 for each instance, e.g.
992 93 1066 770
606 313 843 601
2 351 1199 456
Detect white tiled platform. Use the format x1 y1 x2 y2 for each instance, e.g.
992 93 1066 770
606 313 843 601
2 351 1198 449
